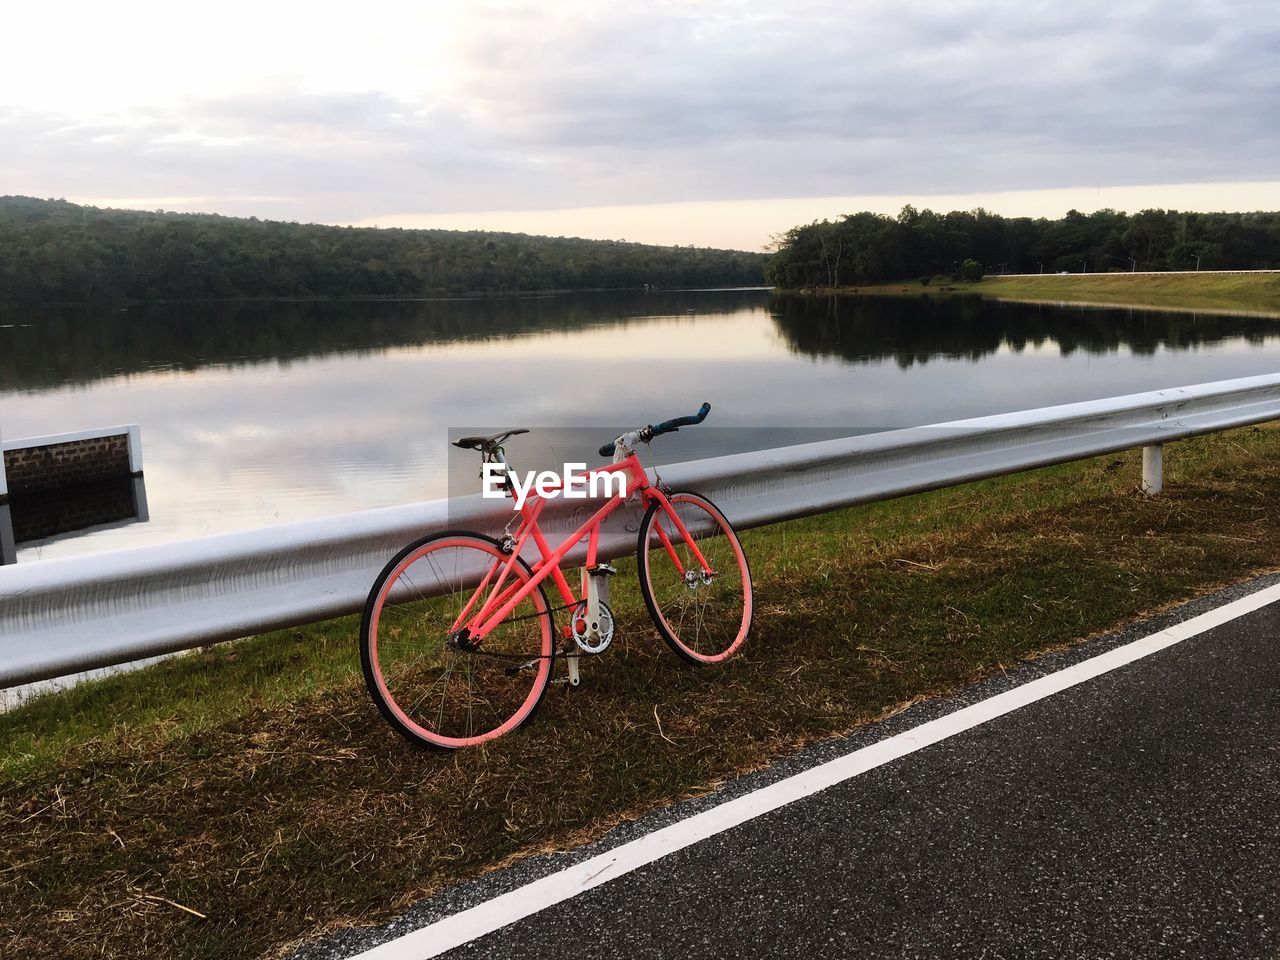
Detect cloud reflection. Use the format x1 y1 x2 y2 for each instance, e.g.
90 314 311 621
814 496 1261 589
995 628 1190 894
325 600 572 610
5 291 1280 561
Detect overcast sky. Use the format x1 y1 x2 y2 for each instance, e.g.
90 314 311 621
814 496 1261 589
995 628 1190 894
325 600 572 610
3 0 1278 249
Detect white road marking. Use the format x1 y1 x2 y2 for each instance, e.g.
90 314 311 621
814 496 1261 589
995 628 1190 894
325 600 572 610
350 582 1280 959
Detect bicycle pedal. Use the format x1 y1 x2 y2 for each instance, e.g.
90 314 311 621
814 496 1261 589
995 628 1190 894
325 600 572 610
587 563 617 576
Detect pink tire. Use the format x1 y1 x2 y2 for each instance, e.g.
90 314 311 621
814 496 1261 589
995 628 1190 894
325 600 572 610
637 492 753 665
361 532 554 750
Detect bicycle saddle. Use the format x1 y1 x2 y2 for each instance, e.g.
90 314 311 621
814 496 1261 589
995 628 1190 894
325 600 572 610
452 428 529 451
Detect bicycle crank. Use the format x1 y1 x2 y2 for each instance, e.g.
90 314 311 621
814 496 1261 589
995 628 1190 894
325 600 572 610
569 599 615 654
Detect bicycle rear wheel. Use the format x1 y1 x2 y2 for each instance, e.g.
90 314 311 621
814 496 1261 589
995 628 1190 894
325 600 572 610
360 532 554 750
637 491 752 664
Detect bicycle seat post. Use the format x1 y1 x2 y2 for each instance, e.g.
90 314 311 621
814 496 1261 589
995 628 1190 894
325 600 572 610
485 444 518 497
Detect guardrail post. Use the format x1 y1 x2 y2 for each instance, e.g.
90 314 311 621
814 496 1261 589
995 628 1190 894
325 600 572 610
1142 444 1163 496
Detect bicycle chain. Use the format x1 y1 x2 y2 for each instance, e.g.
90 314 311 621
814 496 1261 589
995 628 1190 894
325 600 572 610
451 601 602 663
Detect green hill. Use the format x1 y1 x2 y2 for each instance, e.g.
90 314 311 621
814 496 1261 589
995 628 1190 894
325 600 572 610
0 196 767 305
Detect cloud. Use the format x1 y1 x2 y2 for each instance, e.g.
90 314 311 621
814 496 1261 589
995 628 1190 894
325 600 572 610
449 0 1280 196
3 0 1278 225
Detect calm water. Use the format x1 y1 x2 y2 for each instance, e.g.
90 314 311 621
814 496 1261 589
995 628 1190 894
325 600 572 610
4 289 1280 562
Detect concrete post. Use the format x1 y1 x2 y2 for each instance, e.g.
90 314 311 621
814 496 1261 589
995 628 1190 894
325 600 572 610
127 423 144 475
1142 444 1163 496
0 505 13 565
0 423 8 502
132 475 150 523
1 425 13 563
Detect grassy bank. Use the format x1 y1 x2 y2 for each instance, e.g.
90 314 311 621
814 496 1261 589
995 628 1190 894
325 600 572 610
807 271 1280 315
5 424 1280 958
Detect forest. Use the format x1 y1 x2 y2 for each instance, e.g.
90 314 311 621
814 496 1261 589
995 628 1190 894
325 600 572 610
766 206 1280 288
0 196 768 305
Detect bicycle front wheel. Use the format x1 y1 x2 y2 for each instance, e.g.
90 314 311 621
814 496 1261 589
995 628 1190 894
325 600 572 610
360 532 554 750
637 491 753 664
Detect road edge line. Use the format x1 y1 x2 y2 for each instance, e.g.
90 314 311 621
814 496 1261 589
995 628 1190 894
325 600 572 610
350 581 1280 959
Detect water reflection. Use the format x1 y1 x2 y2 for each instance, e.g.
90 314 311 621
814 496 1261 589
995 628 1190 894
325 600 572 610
2 289 1278 561
0 289 768 390
769 293 1280 367
0 475 149 564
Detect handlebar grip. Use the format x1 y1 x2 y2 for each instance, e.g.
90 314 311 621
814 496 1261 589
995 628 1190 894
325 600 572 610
599 404 710 458
653 401 711 436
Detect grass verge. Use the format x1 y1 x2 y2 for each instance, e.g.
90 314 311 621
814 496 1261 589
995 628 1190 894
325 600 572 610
4 424 1280 958
806 271 1280 316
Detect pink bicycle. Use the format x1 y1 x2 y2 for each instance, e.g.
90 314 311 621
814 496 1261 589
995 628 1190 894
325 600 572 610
360 403 753 750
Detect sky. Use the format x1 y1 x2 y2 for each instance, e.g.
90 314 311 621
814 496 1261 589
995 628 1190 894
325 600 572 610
3 0 1278 251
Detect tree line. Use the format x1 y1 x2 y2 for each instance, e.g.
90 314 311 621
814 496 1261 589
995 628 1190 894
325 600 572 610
0 196 768 305
765 206 1280 288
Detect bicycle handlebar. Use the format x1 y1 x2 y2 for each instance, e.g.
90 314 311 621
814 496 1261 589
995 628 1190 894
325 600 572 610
598 402 711 458
653 401 712 436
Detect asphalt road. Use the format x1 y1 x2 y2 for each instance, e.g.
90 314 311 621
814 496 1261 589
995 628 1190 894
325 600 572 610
461 598 1280 957
300 579 1280 960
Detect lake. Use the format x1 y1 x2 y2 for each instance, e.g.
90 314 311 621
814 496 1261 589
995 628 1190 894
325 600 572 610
4 289 1280 562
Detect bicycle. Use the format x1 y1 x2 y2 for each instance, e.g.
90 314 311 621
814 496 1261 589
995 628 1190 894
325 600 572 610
360 403 753 750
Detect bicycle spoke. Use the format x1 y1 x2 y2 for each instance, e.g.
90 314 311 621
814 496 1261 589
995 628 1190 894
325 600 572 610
640 494 751 665
362 536 553 748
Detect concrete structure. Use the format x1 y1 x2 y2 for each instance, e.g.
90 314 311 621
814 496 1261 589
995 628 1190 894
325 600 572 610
1 424 143 499
0 425 144 564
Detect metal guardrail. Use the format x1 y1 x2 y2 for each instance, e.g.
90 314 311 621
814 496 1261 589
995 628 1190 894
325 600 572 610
3 373 1280 688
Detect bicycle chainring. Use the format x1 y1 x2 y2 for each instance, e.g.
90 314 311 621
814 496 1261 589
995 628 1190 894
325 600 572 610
569 600 615 654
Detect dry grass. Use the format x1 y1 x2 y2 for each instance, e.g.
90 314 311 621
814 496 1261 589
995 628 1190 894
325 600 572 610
4 425 1280 959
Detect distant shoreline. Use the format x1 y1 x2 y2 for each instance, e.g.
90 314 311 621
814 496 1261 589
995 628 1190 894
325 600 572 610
776 271 1280 318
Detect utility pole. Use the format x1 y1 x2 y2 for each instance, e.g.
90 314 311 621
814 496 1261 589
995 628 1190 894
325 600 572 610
1131 257 1137 272
1080 259 1087 273
1195 254 1202 272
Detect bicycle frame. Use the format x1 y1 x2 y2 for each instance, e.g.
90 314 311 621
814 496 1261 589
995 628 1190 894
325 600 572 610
452 453 715 642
